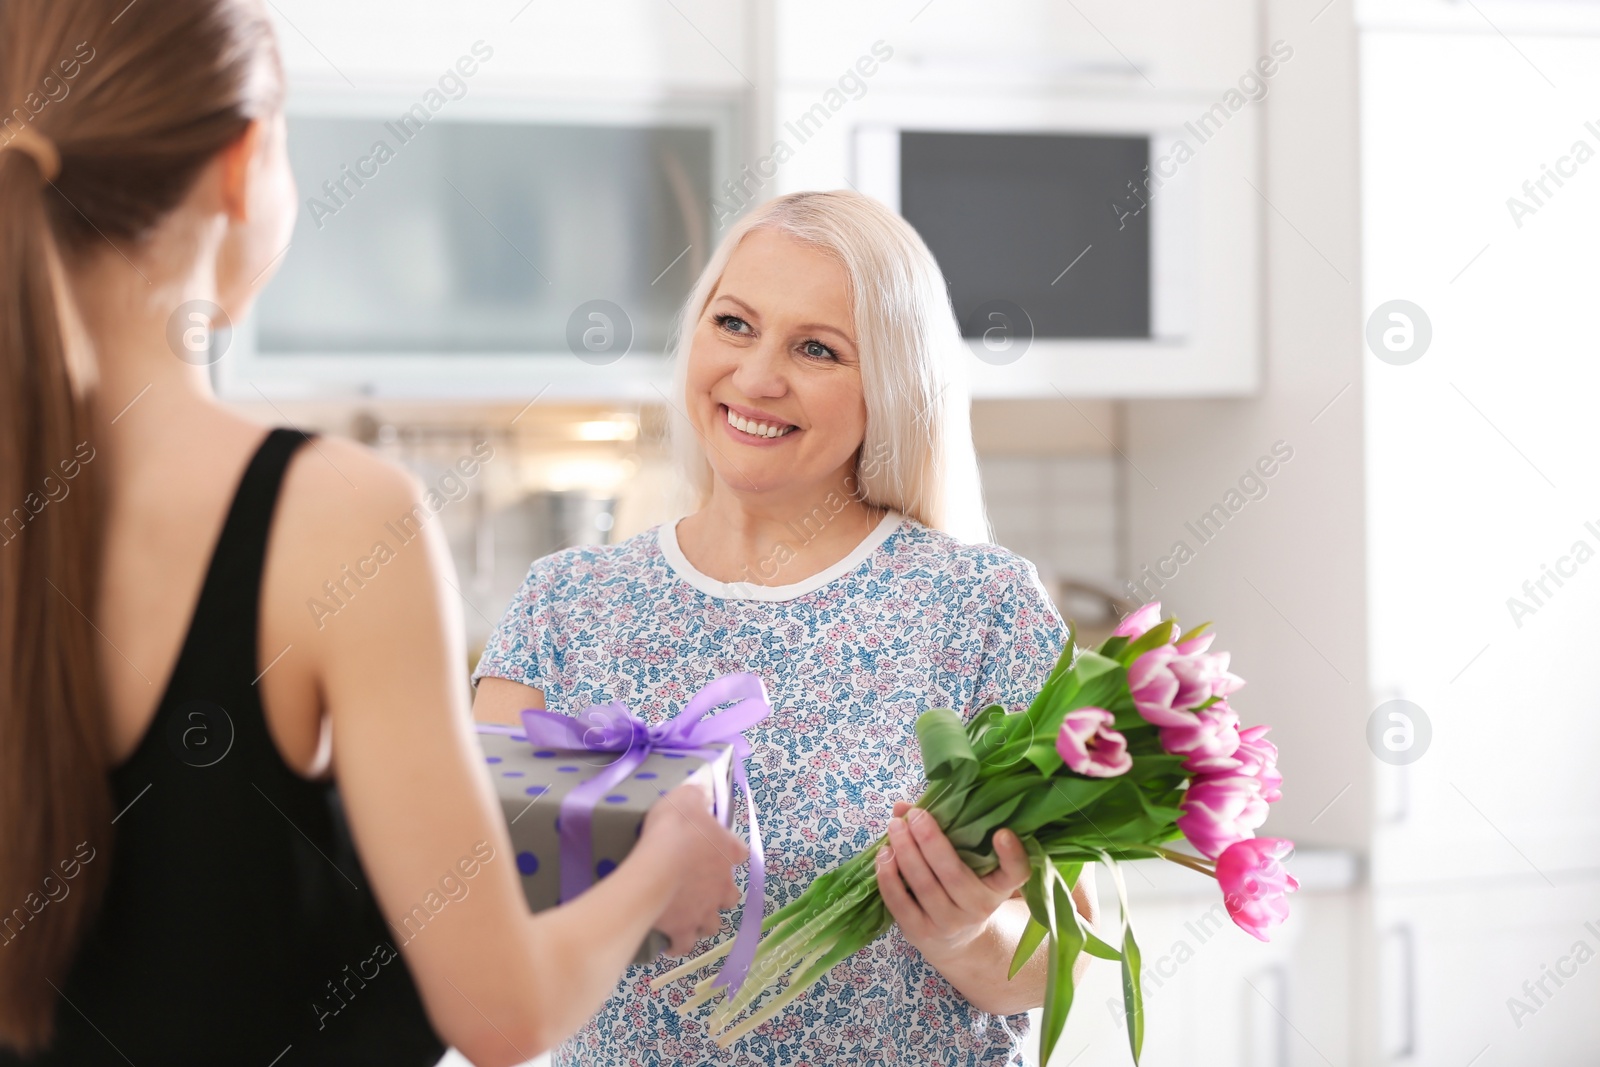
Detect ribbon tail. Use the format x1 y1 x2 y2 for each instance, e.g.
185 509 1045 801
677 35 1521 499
557 748 649 903
710 763 765 993
675 673 768 734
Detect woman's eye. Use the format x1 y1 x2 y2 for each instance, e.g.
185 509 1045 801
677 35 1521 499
801 340 837 361
714 313 751 335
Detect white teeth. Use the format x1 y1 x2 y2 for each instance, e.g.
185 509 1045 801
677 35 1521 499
726 408 794 439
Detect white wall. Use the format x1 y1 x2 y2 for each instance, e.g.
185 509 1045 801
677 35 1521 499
1123 0 1371 858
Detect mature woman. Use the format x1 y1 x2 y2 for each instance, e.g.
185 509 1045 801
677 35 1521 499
0 2 742 1063
474 191 1096 1065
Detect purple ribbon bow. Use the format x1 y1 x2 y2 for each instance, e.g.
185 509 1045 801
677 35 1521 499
518 673 770 992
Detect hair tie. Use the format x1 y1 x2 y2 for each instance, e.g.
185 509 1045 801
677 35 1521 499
0 125 62 182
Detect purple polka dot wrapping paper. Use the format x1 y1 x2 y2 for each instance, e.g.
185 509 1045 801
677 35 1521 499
475 725 737 965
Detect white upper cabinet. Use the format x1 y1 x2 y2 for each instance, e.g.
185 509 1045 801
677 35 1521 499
268 0 752 94
1361 25 1600 886
243 0 1271 400
762 0 1267 399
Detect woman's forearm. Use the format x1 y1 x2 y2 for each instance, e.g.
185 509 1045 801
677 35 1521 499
514 835 678 1053
921 898 1045 1016
922 873 1099 1017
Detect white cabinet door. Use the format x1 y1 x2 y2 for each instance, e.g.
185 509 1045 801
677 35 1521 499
1036 885 1355 1066
267 0 752 93
1361 27 1600 885
1372 879 1600 1067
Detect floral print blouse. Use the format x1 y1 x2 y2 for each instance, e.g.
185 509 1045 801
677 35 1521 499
473 511 1068 1066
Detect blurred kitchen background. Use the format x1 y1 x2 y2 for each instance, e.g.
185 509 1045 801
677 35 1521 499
235 0 1600 1063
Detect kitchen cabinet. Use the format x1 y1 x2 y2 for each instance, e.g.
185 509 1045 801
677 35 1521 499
1359 21 1600 879
268 0 752 95
247 0 1274 402
765 0 1266 399
1033 851 1359 1067
1371 879 1600 1067
1359 14 1600 1067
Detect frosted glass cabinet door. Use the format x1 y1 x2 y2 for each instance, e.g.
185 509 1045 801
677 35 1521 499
1361 28 1600 884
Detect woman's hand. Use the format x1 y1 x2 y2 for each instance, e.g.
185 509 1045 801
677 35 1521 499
876 801 1031 963
639 778 748 955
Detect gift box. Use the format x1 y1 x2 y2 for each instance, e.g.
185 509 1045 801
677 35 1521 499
477 724 737 965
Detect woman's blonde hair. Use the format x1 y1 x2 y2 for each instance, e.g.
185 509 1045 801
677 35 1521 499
667 190 991 543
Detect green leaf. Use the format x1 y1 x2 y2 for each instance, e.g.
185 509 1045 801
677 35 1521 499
1045 634 1079 689
946 793 1027 850
965 702 1007 739
1098 635 1129 659
1039 872 1086 1067
1008 916 1049 980
1103 856 1145 1064
916 708 982 826
1054 861 1083 890
1175 620 1212 647
1020 837 1051 927
1064 648 1122 686
916 707 979 782
1128 780 1186 825
1084 929 1123 961
1007 777 1118 838
1121 924 1144 1063
953 772 1040 828
1022 659 1135 776
1117 618 1177 667
1124 753 1189 781
921 774 978 827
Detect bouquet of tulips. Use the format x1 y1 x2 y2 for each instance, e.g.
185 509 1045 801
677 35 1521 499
651 602 1296 1064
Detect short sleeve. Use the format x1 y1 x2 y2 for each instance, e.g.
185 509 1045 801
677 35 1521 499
471 553 564 691
969 557 1071 719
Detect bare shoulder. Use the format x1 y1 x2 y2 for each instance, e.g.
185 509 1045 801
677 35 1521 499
260 433 452 657
276 434 425 537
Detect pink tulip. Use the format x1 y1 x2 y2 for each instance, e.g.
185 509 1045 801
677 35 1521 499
1216 838 1298 941
1177 774 1269 858
1174 629 1216 655
1055 707 1133 778
1113 601 1165 639
1232 725 1283 803
1128 646 1240 727
1126 645 1197 728
1169 647 1246 707
1160 701 1241 773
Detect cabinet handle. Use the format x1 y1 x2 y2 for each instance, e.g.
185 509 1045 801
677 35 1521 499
1245 964 1291 1067
1384 923 1416 1059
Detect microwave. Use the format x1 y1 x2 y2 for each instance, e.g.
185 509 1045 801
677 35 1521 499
835 90 1262 397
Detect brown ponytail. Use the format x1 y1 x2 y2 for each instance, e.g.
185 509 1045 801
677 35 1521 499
0 0 283 1051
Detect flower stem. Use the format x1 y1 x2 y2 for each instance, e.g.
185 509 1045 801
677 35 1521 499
1155 847 1217 877
650 938 736 991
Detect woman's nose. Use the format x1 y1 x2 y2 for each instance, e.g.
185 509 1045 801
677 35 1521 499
729 336 789 398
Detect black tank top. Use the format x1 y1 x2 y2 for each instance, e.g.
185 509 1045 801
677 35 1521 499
6 430 446 1066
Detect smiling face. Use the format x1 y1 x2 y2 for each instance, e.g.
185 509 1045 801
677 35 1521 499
685 226 868 502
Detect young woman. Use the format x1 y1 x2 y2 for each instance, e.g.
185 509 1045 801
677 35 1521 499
0 2 743 1064
474 191 1097 1066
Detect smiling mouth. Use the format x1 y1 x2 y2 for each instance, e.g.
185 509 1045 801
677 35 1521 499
723 405 797 440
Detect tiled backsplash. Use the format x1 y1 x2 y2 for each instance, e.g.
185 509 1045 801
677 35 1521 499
978 454 1123 607
242 400 1129 652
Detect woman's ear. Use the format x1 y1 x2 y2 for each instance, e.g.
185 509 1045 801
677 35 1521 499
216 118 267 223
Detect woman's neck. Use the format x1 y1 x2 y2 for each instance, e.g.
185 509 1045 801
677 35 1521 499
675 477 889 587
70 237 228 475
